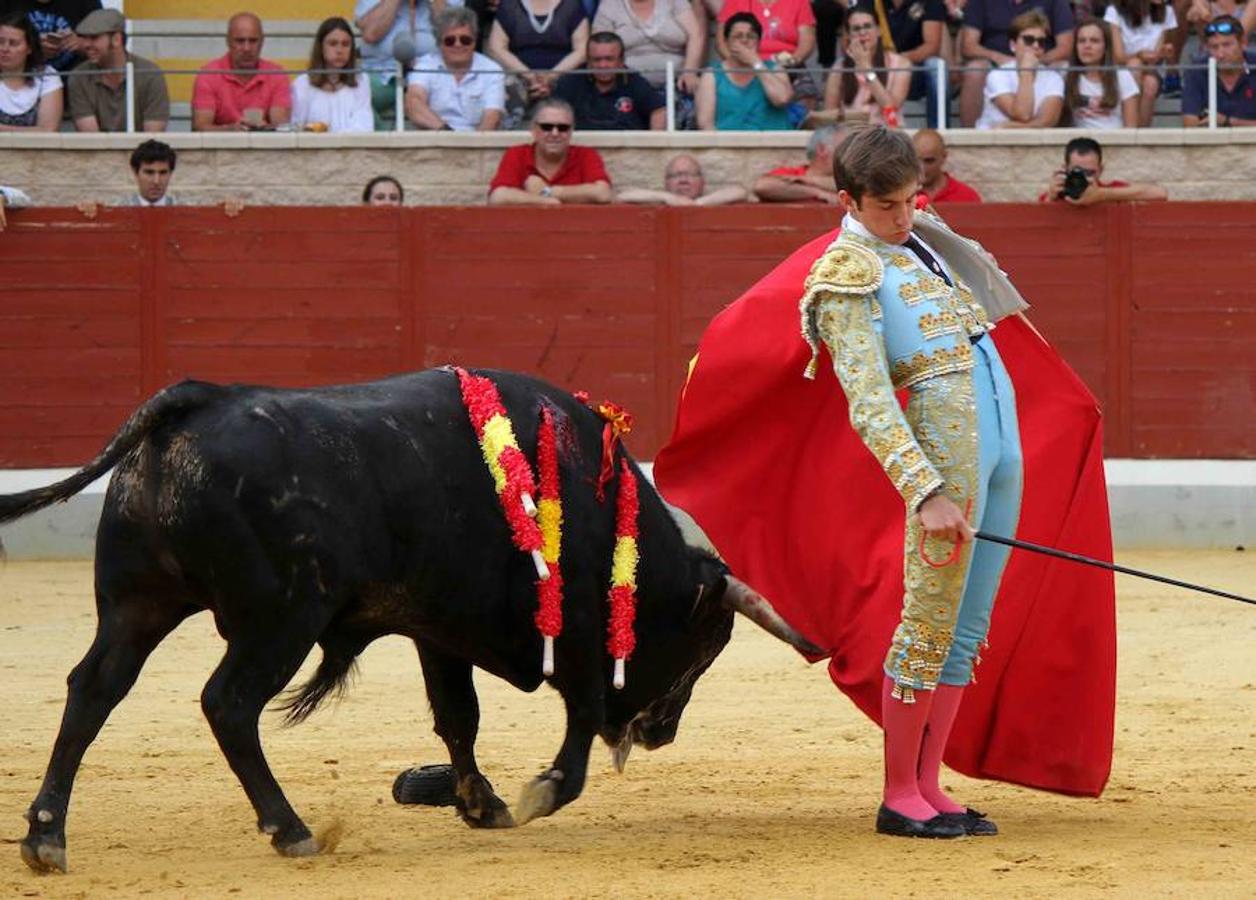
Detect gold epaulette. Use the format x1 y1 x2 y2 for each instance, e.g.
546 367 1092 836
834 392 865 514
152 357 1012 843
799 242 883 379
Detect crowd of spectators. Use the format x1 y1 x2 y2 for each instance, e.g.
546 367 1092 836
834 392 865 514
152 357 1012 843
2 0 1253 133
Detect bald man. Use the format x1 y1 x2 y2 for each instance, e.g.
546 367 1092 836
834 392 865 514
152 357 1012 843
913 129 982 204
616 154 748 206
192 12 292 131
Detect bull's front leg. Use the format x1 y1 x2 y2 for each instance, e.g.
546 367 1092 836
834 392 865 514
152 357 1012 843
415 641 514 829
514 689 602 826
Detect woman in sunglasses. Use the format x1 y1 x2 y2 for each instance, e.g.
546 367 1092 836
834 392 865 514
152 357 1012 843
292 17 374 132
974 9 1064 129
407 7 506 129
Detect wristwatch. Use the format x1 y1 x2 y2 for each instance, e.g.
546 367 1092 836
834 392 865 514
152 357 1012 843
539 185 554 198
752 61 766 71
863 71 877 83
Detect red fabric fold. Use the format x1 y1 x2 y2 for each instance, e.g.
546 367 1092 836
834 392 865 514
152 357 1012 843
654 229 1116 797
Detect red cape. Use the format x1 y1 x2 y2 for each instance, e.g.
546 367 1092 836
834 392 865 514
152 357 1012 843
654 229 1116 797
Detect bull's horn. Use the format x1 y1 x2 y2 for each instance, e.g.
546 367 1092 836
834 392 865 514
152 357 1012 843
611 733 632 774
722 576 826 656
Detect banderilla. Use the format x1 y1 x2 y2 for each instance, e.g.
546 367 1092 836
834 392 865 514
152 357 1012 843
976 531 1255 607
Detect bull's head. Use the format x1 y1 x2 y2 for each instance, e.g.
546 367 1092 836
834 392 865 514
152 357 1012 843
600 547 822 769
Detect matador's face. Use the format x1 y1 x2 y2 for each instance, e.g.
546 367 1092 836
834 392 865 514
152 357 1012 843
841 180 918 246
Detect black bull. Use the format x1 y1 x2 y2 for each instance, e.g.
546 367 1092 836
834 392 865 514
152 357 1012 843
0 368 819 873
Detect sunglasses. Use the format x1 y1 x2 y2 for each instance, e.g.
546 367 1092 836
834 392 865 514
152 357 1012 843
442 34 474 46
536 122 572 132
1204 20 1239 35
1019 34 1049 47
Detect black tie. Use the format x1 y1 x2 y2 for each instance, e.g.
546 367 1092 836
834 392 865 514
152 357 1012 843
903 235 952 287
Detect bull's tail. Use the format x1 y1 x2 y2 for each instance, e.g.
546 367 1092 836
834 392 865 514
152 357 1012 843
0 380 223 528
276 642 361 727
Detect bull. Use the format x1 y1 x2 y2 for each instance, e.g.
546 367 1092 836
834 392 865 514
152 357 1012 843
0 368 818 873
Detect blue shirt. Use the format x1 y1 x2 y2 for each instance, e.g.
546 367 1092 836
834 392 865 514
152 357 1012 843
712 60 793 131
1182 55 1256 120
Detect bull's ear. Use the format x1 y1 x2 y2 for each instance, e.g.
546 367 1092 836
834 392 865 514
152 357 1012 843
721 576 826 656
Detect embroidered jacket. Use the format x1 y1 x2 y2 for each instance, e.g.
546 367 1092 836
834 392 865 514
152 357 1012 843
799 223 992 512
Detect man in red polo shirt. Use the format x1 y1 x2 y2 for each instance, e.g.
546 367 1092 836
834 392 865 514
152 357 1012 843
488 99 613 206
914 129 983 204
192 12 291 131
1038 137 1166 204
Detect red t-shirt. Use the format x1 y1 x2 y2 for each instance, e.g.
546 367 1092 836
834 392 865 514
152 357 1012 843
718 0 817 59
1037 178 1128 203
488 144 611 193
191 53 292 126
767 164 808 178
930 174 982 203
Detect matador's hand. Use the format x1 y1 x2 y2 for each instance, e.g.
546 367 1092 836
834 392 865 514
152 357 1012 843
917 494 974 545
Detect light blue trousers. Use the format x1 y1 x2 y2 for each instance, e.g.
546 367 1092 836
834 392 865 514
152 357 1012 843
938 335 1023 685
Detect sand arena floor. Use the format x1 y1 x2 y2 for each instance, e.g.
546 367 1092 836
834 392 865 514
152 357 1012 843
0 551 1253 898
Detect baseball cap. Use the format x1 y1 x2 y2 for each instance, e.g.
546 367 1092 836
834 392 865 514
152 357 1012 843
75 9 126 36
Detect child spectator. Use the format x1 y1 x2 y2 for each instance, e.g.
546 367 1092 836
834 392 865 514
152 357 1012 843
292 17 375 132
0 11 63 131
1063 17 1140 128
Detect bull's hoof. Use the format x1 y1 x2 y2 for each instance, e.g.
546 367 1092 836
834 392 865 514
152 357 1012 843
393 764 459 807
19 837 67 874
456 773 515 829
514 770 562 826
275 836 322 858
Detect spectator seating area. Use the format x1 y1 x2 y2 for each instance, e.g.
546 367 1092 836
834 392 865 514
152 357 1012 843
8 0 1253 133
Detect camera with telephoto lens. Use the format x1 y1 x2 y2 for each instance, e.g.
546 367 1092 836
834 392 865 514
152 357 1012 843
1061 167 1091 200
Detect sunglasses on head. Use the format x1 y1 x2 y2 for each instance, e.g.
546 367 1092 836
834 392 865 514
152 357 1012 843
1204 20 1239 35
537 122 572 132
1019 34 1048 47
442 34 474 46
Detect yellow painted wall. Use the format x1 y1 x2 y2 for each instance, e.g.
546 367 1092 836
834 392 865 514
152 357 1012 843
127 1 347 18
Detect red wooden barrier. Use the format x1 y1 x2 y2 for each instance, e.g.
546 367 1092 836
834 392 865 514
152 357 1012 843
1 203 1253 466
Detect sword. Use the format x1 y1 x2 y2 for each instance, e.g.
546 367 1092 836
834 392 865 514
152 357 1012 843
975 531 1255 607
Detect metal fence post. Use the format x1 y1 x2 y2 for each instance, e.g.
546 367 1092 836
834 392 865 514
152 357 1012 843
935 58 947 132
395 61 406 132
125 59 136 133
1207 56 1218 129
665 60 676 132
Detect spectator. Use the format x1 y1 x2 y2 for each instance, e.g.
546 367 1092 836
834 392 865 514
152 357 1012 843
0 11 62 131
974 9 1065 129
487 0 589 121
617 153 749 204
356 0 465 129
696 13 794 130
819 6 911 126
752 123 848 202
592 0 704 95
878 0 950 127
363 174 405 204
717 0 818 109
407 7 505 130
1063 17 1139 127
913 128 982 203
78 140 246 216
0 184 33 230
1105 0 1176 127
488 97 613 205
68 9 169 133
812 0 846 68
16 0 100 73
192 13 291 131
292 17 374 132
1039 136 1167 203
553 31 665 128
1183 16 1256 126
1184 0 1256 40
959 0 1074 126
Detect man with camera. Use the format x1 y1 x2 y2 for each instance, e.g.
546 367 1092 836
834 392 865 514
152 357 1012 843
1038 137 1167 205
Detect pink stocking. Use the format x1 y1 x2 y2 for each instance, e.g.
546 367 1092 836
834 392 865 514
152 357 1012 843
917 683 966 814
881 676 937 821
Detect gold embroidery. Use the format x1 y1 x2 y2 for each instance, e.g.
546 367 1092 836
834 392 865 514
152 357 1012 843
889 343 974 390
798 240 884 379
814 296 943 512
917 310 963 340
885 372 979 692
